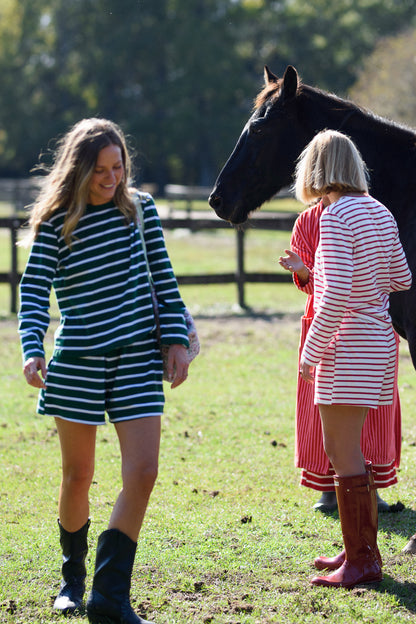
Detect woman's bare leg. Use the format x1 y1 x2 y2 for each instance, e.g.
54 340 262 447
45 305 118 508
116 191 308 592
55 418 97 531
108 416 161 542
319 404 368 476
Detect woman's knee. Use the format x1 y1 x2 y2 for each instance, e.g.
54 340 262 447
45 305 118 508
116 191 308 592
322 435 352 469
61 461 95 493
123 458 158 494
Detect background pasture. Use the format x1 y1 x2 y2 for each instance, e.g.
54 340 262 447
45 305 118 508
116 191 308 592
1 199 416 623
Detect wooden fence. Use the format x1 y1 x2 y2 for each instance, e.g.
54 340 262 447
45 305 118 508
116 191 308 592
0 180 298 314
0 217 24 314
1 212 297 314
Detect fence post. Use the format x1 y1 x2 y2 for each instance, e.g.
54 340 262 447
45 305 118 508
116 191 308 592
10 219 19 314
236 229 246 308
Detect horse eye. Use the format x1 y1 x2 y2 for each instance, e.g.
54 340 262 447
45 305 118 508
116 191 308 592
249 119 266 135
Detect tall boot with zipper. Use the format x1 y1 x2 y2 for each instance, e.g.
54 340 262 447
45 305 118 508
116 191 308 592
313 463 382 572
86 528 155 624
53 518 90 614
311 469 382 588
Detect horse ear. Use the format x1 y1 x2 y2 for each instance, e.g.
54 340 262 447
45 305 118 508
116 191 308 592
282 65 299 101
264 66 279 85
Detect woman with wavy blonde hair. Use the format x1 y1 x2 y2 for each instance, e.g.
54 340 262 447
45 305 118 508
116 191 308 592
19 118 191 623
23 118 136 247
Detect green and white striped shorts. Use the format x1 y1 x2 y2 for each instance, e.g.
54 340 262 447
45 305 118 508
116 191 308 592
38 336 164 425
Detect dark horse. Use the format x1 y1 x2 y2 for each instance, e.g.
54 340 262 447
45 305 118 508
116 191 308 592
209 65 416 371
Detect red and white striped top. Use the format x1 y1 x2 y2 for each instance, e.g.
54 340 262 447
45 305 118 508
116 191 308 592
302 195 412 367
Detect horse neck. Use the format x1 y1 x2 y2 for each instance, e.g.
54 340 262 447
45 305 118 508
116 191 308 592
302 87 416 152
301 89 416 220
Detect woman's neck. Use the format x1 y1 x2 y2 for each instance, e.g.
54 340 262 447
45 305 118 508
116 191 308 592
325 191 366 205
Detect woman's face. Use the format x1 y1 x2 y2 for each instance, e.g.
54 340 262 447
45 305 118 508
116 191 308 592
88 144 124 205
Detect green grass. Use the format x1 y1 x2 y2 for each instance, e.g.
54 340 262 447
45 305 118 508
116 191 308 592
1 290 416 623
1 203 416 623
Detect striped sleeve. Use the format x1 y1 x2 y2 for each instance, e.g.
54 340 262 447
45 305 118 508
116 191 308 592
18 222 58 361
301 211 353 366
389 226 412 292
141 195 189 347
291 202 323 295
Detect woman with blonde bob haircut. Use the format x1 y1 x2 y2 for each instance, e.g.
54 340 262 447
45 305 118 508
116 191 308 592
295 129 369 204
293 130 412 588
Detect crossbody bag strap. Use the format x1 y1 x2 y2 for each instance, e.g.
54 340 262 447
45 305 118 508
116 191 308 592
133 194 161 340
134 194 155 285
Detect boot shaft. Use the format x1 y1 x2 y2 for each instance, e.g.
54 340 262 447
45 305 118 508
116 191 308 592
87 529 155 623
54 518 91 614
58 518 90 581
334 469 379 563
92 529 137 597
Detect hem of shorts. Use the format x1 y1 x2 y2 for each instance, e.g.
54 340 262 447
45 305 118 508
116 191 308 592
42 413 107 425
316 399 393 408
40 411 163 425
109 411 163 423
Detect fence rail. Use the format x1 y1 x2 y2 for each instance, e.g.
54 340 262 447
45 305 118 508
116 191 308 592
0 178 298 313
0 212 298 314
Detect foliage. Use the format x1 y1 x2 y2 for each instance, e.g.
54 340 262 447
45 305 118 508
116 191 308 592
0 1 415 185
349 28 416 127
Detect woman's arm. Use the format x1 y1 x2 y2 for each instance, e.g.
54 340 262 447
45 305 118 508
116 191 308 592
289 202 324 294
389 229 412 292
18 222 58 362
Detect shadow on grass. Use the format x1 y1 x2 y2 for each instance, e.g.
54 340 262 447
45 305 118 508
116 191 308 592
378 506 416 542
317 505 416 542
377 574 416 613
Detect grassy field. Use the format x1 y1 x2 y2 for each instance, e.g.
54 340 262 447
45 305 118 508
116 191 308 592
1 206 416 623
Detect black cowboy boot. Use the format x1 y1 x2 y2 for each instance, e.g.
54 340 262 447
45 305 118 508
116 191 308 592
53 518 90 614
86 529 155 624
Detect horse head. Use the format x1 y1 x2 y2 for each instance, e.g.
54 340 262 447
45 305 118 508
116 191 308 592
209 65 314 224
209 63 416 371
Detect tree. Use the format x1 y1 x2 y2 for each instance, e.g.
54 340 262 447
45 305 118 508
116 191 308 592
349 28 416 127
0 0 415 182
237 0 416 94
0 0 58 174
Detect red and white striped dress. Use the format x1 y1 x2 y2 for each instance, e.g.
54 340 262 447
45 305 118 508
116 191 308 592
292 199 411 490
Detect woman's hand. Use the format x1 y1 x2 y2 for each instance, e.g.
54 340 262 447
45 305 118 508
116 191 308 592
299 360 315 383
166 344 189 389
279 250 309 284
23 356 47 389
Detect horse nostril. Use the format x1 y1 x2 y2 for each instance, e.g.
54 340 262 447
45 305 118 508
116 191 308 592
208 193 222 210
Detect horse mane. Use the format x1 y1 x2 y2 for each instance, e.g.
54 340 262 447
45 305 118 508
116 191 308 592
254 77 416 143
253 80 282 110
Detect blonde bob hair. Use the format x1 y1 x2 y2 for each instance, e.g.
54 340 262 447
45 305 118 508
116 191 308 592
294 130 369 204
22 118 136 247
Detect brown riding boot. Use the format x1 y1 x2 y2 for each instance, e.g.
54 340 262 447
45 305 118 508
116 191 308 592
313 462 382 572
311 467 382 588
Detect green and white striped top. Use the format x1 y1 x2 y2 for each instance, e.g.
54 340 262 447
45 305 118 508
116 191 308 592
19 193 188 362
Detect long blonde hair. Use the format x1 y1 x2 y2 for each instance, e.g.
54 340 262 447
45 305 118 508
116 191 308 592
22 118 136 246
295 130 369 204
